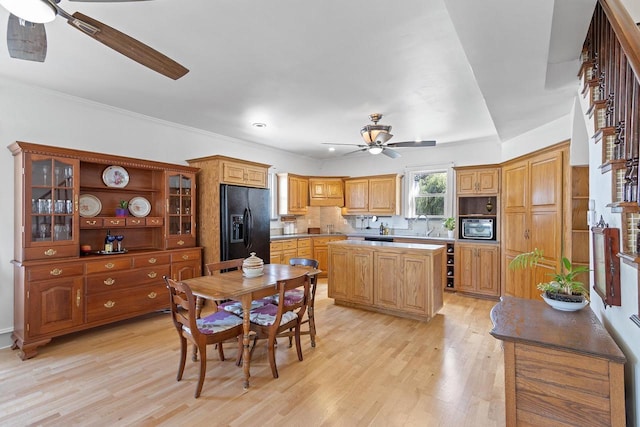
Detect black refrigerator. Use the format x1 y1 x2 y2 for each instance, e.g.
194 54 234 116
220 184 270 263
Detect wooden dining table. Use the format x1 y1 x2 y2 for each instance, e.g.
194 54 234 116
181 263 318 389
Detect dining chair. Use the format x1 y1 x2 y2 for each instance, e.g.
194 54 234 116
164 276 244 398
278 258 320 347
247 274 310 379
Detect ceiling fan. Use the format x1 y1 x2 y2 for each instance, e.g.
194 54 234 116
2 0 188 80
323 113 436 159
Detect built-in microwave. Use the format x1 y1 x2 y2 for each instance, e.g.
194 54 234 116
461 218 495 240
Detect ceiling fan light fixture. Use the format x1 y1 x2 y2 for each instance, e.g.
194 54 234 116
360 124 392 144
0 0 56 23
368 146 383 155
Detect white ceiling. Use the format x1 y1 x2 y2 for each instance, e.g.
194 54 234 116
0 0 596 159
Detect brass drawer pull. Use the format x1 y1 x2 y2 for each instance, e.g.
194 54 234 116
147 292 157 299
44 249 57 256
104 301 115 308
105 262 115 269
85 220 97 226
104 278 115 286
50 268 63 276
131 219 142 225
148 258 157 264
177 240 185 246
109 220 123 225
76 290 81 307
147 272 157 279
182 255 189 260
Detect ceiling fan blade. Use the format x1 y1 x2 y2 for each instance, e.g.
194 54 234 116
387 140 436 148
7 14 47 62
344 148 368 156
60 9 188 79
382 148 401 159
322 142 367 147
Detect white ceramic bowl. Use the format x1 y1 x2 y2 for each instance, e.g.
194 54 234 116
243 266 264 278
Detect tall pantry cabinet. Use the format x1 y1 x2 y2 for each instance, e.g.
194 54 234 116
501 142 568 300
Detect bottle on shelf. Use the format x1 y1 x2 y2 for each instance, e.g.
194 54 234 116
104 230 113 253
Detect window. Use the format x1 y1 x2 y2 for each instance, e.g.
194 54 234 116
405 166 453 218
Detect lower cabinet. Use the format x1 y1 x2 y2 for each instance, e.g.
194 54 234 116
328 244 374 304
12 247 202 360
313 235 346 277
455 242 500 297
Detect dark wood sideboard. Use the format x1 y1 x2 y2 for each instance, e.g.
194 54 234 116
490 296 626 426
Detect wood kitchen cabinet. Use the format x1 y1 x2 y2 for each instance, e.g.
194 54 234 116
9 142 202 360
309 177 345 206
455 166 500 195
186 155 270 266
277 173 309 215
312 235 346 277
501 142 567 300
327 244 374 304
455 242 500 298
343 174 402 215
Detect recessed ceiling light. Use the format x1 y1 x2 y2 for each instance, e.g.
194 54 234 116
328 147 335 152
252 122 267 128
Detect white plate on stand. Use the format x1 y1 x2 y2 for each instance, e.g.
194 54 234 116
128 196 151 217
79 194 102 217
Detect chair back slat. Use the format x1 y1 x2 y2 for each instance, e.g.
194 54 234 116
165 276 200 338
205 259 244 275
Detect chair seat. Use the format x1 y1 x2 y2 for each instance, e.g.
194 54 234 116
249 303 298 326
270 289 305 305
217 297 274 316
184 310 243 335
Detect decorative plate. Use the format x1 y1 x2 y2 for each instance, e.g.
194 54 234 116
128 196 151 217
79 194 102 218
102 165 129 188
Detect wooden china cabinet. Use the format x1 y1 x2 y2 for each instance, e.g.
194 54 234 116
9 142 201 359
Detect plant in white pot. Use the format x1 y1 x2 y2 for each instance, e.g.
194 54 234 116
509 248 590 311
443 217 456 238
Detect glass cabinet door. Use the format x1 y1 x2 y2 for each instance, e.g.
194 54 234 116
27 155 79 248
167 172 195 239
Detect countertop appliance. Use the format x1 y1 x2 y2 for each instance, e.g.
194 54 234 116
220 184 270 262
461 218 495 240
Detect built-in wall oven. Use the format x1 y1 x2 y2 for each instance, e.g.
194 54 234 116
460 218 495 240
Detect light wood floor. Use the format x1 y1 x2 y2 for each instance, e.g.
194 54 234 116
0 281 505 426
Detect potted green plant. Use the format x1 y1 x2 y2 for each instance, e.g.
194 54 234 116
115 200 129 217
509 248 590 311
443 217 456 238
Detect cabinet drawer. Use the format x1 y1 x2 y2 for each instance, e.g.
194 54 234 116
297 248 313 258
86 266 170 293
102 218 127 228
132 253 170 268
166 235 196 249
79 218 103 229
282 240 297 250
146 217 163 226
86 283 168 323
27 263 84 281
85 257 132 274
126 217 146 227
171 249 201 263
24 244 78 261
270 241 284 251
297 238 312 249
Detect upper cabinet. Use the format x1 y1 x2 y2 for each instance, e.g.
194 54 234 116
456 166 500 195
343 174 402 215
309 177 345 207
20 153 80 261
9 141 200 261
221 158 268 188
166 172 196 249
277 173 309 215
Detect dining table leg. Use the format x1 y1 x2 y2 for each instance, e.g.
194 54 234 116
241 294 252 389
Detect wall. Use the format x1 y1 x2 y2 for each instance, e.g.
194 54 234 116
576 88 640 425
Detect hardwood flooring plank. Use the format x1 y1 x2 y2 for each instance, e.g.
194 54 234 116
0 282 504 426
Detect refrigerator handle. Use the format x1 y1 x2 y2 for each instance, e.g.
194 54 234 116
244 208 252 249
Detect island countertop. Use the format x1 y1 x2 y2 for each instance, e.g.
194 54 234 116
328 239 445 251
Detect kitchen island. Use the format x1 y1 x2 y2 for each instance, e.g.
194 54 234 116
327 240 445 321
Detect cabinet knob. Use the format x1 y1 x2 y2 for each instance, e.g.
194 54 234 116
177 240 185 246
44 249 57 256
148 257 157 264
182 255 189 260
49 268 63 276
104 300 115 308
